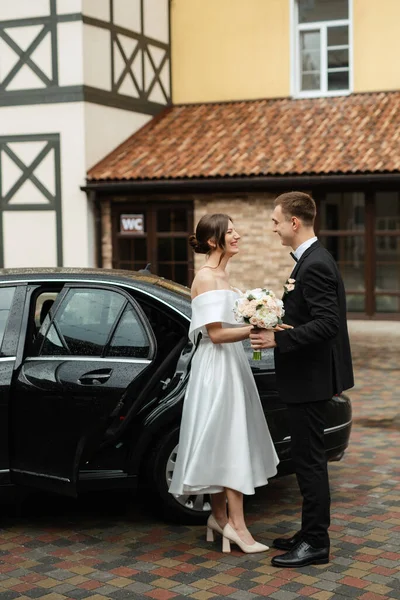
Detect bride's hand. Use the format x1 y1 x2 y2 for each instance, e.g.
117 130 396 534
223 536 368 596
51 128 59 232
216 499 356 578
273 323 293 331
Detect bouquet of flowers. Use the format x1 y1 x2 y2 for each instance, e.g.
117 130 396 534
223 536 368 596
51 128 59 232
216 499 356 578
233 288 285 360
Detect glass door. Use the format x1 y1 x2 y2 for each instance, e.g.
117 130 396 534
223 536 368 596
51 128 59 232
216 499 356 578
318 192 366 313
317 190 400 317
155 207 191 284
374 192 400 313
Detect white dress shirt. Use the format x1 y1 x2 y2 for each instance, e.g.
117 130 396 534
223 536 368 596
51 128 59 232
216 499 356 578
293 236 318 261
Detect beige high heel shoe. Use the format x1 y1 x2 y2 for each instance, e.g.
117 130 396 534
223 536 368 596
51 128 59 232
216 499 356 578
206 514 224 542
222 523 269 554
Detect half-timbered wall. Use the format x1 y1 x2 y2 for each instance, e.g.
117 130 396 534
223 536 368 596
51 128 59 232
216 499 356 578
0 0 171 268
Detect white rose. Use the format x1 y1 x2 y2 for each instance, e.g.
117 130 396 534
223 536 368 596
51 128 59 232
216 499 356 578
247 288 264 301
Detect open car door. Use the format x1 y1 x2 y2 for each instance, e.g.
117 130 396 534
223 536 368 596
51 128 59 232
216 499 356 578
9 283 156 497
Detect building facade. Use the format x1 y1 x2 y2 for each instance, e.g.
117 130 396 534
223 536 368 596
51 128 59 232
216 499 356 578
1 0 400 318
0 0 170 267
87 0 400 318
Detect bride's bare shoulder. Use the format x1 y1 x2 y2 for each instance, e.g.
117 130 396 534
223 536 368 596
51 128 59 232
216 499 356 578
191 268 218 298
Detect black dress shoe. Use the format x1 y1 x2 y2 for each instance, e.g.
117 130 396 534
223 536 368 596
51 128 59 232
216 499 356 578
272 532 302 551
271 541 329 568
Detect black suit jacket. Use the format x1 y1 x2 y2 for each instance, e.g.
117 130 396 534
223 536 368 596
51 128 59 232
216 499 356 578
274 240 354 404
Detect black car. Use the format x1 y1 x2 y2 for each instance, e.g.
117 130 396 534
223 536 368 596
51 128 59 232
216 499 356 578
0 268 352 523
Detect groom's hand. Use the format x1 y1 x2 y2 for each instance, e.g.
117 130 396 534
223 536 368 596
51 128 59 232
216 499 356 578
250 328 277 349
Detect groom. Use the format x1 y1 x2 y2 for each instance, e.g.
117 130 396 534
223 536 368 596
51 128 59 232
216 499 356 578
250 191 354 568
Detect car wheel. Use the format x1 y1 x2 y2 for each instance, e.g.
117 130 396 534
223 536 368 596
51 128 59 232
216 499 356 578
147 426 212 524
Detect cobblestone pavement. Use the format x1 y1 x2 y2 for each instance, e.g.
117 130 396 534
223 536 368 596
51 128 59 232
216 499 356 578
0 322 399 600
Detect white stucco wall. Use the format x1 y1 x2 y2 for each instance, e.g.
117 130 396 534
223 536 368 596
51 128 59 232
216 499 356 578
0 103 92 268
0 0 171 270
3 211 58 268
58 20 84 86
144 0 169 43
84 103 151 169
83 23 112 91
0 0 50 20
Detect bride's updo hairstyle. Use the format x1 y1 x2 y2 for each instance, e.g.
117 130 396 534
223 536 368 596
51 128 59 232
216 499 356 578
189 213 233 255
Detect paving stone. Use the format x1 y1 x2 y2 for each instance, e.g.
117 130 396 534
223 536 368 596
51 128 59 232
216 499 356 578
228 592 260 600
364 573 396 585
314 580 340 591
121 581 153 593
171 584 198 595
0 331 398 600
269 591 299 600
0 592 21 600
63 590 95 599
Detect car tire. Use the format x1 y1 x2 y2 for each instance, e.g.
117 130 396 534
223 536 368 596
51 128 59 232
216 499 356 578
147 426 211 525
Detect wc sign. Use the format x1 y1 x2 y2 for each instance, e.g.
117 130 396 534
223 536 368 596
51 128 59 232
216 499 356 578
120 214 144 234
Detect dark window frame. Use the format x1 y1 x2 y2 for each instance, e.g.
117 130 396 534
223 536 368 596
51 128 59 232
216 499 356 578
112 201 194 286
316 190 400 319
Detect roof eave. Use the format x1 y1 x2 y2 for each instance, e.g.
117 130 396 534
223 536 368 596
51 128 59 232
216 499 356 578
82 172 400 196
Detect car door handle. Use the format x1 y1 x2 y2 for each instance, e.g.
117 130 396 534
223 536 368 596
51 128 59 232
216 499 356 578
78 369 113 385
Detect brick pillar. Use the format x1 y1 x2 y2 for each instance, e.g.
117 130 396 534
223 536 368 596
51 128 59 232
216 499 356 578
101 199 113 269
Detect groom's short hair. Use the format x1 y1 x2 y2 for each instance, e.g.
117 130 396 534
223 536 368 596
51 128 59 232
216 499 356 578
274 191 316 226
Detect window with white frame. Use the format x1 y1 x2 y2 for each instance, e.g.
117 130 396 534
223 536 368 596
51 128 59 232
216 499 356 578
294 0 351 96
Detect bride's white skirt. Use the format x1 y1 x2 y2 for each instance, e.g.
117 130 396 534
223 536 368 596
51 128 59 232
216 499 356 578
169 338 279 496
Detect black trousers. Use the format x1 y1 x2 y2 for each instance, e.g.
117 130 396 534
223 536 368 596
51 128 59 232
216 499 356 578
287 400 331 548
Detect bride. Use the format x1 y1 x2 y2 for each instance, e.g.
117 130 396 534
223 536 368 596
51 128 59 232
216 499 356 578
169 213 281 553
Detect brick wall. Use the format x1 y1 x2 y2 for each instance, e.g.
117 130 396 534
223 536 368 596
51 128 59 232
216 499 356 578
194 192 294 294
100 199 113 269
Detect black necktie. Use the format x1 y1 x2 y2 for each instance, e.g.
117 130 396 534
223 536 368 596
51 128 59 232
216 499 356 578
290 252 298 262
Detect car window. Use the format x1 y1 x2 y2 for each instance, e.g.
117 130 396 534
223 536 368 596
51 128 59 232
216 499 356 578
0 287 16 352
106 305 150 358
41 288 126 357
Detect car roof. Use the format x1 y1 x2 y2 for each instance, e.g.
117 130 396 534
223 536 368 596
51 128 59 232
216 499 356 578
0 267 191 318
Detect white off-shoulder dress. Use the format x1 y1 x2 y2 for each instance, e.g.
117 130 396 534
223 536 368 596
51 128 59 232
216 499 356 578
169 289 279 497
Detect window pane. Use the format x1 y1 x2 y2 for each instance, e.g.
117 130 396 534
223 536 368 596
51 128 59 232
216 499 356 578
175 264 189 286
172 209 188 232
376 295 400 313
375 192 400 230
328 49 348 69
300 31 320 90
302 73 321 91
132 237 147 261
301 30 320 51
302 50 320 71
319 235 365 291
158 264 173 280
107 306 150 358
158 238 172 260
0 287 15 350
328 25 348 46
345 294 365 312
119 239 131 261
375 236 400 306
376 257 400 292
157 208 188 232
320 192 365 231
157 209 171 232
298 0 348 23
328 70 349 90
41 324 66 356
174 238 188 261
41 289 125 356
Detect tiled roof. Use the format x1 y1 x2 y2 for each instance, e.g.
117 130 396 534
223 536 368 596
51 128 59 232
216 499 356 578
87 92 400 181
